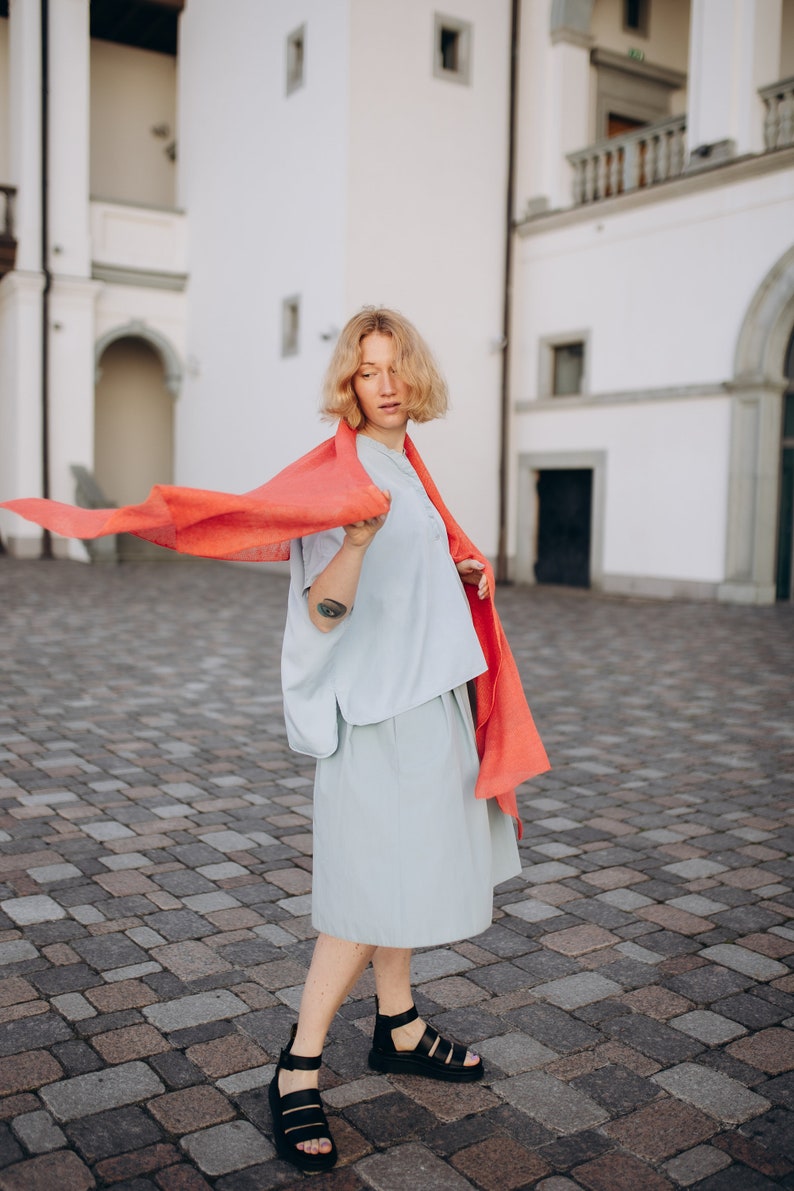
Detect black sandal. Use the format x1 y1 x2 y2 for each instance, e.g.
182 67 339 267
368 1000 484 1083
268 1025 338 1172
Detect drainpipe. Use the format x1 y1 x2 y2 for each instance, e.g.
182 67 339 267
496 0 520 585
40 0 52 558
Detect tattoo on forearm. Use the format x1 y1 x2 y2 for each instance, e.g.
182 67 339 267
317 599 347 619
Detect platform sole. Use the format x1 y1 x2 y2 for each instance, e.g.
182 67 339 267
368 1048 484 1082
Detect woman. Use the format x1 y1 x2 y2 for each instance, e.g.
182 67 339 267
0 306 548 1173
272 308 543 1172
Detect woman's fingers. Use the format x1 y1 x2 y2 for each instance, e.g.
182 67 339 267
456 559 491 600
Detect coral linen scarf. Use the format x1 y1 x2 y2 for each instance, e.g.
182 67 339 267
2 422 549 833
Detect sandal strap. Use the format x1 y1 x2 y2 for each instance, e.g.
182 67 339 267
277 1024 322 1073
415 1025 468 1066
279 1088 332 1146
279 1047 321 1072
378 1003 419 1030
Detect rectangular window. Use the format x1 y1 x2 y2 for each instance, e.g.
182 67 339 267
623 0 649 37
282 296 300 357
286 25 306 95
553 342 585 396
433 14 472 85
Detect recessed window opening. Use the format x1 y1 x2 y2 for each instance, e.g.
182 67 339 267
433 14 472 85
553 342 585 396
623 0 649 37
286 25 306 95
282 296 300 357
440 27 460 72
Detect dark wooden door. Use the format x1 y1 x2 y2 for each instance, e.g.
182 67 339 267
535 469 593 588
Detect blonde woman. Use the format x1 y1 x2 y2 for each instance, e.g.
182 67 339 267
1 306 547 1174
271 308 547 1171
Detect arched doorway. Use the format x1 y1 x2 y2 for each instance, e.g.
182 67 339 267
94 335 175 559
723 244 794 603
776 329 794 600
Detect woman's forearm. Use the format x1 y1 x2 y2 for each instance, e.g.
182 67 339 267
307 537 370 632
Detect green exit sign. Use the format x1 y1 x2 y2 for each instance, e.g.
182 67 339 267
628 47 645 61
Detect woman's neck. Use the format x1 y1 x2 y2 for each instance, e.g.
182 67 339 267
359 424 407 453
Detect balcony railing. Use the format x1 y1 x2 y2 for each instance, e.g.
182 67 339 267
0 185 17 278
760 75 794 150
568 115 687 205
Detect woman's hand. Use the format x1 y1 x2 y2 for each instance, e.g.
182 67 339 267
342 491 390 549
343 514 387 549
457 559 490 600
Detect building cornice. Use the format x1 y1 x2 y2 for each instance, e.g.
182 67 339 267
517 146 794 236
515 382 729 413
91 263 188 292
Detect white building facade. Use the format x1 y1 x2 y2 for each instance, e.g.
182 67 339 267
0 0 792 603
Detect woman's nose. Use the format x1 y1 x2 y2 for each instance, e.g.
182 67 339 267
380 371 395 394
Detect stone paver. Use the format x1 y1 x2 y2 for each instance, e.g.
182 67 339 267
652 1062 771 1124
40 1061 165 1121
1 558 793 1189
181 1120 274 1176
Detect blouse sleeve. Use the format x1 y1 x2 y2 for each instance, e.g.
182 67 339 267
280 535 349 758
301 526 345 591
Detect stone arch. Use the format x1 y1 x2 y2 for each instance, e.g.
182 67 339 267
734 242 794 386
95 320 183 397
721 243 794 603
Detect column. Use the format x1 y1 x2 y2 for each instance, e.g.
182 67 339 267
687 0 783 163
47 0 100 539
0 1 44 555
8 0 41 271
48 0 91 276
517 0 593 214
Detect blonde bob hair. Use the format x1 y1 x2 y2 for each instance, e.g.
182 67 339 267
322 307 449 429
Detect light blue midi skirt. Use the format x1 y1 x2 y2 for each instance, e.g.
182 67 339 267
311 685 521 948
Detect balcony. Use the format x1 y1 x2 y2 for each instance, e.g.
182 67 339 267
90 198 187 290
567 115 687 206
0 186 17 279
567 73 794 210
760 75 794 151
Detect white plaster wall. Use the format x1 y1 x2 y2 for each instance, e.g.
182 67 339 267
0 17 9 181
346 0 511 554
90 39 177 208
514 168 794 398
516 396 732 581
176 0 350 495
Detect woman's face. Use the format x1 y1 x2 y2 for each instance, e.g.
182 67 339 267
352 333 410 445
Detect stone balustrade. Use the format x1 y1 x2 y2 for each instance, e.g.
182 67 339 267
567 115 687 205
760 75 794 150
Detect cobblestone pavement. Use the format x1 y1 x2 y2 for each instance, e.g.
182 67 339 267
0 556 793 1191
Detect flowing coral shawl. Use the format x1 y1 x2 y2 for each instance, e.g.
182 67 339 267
2 422 549 833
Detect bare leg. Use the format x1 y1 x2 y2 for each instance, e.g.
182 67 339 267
278 933 375 1156
372 947 479 1064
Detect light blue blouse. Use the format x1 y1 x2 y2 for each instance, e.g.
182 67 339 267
281 434 487 757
